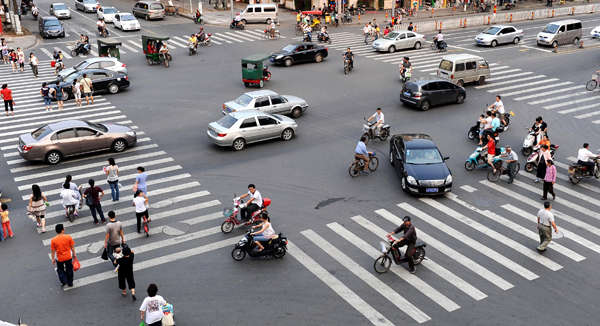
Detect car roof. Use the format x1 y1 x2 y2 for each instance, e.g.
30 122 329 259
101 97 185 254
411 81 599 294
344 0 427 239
394 133 436 148
47 120 91 130
548 19 580 24
137 0 160 3
229 110 271 119
488 25 515 29
243 90 278 98
441 53 483 61
42 16 59 20
80 57 120 64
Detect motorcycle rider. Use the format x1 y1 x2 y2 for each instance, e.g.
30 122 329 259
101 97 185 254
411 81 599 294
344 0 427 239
343 47 354 70
194 8 202 23
197 27 207 44
478 111 493 145
399 56 411 80
481 133 497 174
319 25 329 42
488 95 506 125
367 107 385 136
577 143 599 172
231 14 242 28
250 214 275 252
97 18 108 37
500 146 518 184
303 24 312 42
188 33 198 52
433 30 444 50
268 20 277 38
31 3 39 18
386 216 417 274
354 136 372 175
530 116 548 145
238 184 263 221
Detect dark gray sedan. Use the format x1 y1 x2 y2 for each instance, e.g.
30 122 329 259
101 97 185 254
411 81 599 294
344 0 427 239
18 120 137 164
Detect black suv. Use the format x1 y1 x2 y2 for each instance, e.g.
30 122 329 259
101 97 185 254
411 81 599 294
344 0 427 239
400 80 466 111
39 16 65 39
389 133 452 195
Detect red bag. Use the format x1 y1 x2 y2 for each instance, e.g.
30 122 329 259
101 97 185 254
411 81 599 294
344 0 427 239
73 257 81 271
50 60 56 67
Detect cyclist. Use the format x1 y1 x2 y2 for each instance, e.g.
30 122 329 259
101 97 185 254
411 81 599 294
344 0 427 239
354 136 372 175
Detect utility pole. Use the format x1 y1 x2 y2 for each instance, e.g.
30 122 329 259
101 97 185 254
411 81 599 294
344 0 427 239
231 0 234 20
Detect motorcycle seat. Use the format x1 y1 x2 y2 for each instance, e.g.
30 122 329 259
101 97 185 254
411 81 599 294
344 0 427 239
415 240 426 247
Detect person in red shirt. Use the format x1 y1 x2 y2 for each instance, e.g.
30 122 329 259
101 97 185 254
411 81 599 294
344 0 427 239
482 134 497 173
1 84 14 116
383 26 391 36
51 224 76 287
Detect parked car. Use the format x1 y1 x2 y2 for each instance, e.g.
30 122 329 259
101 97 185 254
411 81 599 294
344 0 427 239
389 133 452 195
50 3 71 19
400 80 466 111
222 90 309 118
50 68 130 100
207 110 297 151
58 57 127 79
97 6 118 22
591 25 600 38
18 120 137 164
113 12 140 31
270 43 328 67
74 0 98 12
132 0 165 20
474 25 523 47
372 30 425 53
39 16 65 39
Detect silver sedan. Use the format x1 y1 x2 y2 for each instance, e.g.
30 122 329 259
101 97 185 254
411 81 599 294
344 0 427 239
372 31 425 53
207 110 297 151
222 89 309 118
475 25 524 47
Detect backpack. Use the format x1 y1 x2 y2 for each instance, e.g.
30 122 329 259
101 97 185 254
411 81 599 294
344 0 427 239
41 86 49 97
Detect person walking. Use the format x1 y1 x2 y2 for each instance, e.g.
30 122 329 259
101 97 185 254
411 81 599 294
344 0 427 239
72 80 82 108
1 40 8 65
1 83 14 116
105 158 119 201
29 52 39 78
537 201 558 252
27 184 48 233
55 83 65 110
542 160 556 200
40 82 52 111
139 283 167 326
81 73 94 105
534 145 551 183
10 50 17 72
51 224 76 287
83 179 106 224
133 190 149 234
16 47 25 73
117 246 136 300
104 210 126 266
1 203 14 239
134 166 148 195
363 23 370 44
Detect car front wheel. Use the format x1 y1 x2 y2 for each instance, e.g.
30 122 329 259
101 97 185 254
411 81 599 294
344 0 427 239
281 128 294 141
112 139 127 152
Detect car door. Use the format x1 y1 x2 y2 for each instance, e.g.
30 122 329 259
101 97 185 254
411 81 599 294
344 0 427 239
464 60 477 83
390 137 404 176
269 95 288 114
293 45 306 62
421 82 439 105
405 32 417 48
238 117 261 142
75 127 109 152
303 44 315 62
499 27 512 43
257 115 280 139
395 32 407 49
89 70 111 93
253 96 271 113
436 81 457 105
51 128 80 156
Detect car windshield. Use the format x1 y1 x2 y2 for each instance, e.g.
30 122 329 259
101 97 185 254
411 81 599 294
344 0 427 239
44 20 61 27
483 27 500 35
73 61 88 70
439 59 452 71
282 45 296 52
384 32 400 39
217 115 238 129
543 24 559 34
121 14 136 20
85 121 108 132
54 4 67 10
31 125 53 140
233 94 253 106
405 148 444 164
103 7 116 13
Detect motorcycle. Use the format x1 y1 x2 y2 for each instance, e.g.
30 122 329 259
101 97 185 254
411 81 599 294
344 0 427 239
467 106 512 142
317 33 331 44
70 42 90 57
362 117 390 142
65 204 77 223
465 146 505 171
349 152 378 177
487 157 521 182
522 130 543 156
400 66 412 84
188 41 197 56
373 234 426 274
431 38 447 52
524 144 559 173
98 26 109 38
344 58 353 75
303 32 312 42
230 20 245 30
231 231 288 261
199 33 212 46
568 158 600 184
341 12 352 23
221 196 272 233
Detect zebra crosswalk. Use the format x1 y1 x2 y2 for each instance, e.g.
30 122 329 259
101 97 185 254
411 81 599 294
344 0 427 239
287 161 600 325
0 63 238 291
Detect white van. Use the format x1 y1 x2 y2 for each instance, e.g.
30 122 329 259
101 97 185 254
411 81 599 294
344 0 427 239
436 54 491 86
537 19 582 47
238 3 278 24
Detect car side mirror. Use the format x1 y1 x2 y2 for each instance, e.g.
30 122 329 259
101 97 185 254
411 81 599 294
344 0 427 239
95 133 102 137
443 156 450 161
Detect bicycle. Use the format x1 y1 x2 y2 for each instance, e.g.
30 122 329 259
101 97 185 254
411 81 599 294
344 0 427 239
586 73 599 91
65 204 77 223
295 22 303 36
140 211 150 237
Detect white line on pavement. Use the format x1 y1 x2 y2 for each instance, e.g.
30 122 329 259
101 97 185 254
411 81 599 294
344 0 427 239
517 87 585 102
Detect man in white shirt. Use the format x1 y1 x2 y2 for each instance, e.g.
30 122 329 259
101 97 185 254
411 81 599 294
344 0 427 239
537 201 558 252
367 107 385 136
577 143 599 171
239 184 263 221
488 95 506 125
363 23 371 44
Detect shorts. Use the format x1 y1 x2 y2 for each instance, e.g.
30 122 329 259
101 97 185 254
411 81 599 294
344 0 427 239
43 96 51 105
19 62 24 68
84 92 92 97
74 92 81 100
56 93 63 101
487 154 495 161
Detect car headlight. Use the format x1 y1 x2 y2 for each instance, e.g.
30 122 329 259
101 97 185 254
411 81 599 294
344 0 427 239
445 174 452 184
407 176 417 185
276 55 283 59
126 131 136 137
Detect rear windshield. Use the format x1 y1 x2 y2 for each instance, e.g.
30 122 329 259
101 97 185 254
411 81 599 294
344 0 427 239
31 125 53 140
439 59 452 71
121 14 136 20
85 121 108 132
234 94 253 106
54 4 67 10
217 115 238 129
405 83 419 93
150 3 164 9
542 24 559 34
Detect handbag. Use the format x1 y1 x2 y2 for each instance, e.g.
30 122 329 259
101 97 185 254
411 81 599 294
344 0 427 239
161 313 175 326
73 257 81 271
101 248 108 260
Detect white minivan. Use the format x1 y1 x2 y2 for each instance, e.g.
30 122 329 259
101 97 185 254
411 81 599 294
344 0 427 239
238 3 278 24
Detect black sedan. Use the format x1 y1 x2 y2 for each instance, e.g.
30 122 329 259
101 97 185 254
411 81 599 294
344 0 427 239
269 43 328 67
389 133 452 195
400 80 466 111
49 68 129 100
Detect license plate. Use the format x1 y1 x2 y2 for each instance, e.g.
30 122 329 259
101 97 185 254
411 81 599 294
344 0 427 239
270 58 275 62
403 92 411 97
426 188 438 193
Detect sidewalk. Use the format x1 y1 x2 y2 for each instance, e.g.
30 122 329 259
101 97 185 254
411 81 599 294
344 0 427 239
1 34 37 50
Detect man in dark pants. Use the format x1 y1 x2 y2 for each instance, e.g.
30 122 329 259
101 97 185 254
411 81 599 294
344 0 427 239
50 224 76 287
239 184 263 221
104 211 126 266
387 216 417 273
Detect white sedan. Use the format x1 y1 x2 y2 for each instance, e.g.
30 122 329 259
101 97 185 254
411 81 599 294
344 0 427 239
591 26 600 39
114 12 140 31
475 25 523 47
97 6 118 23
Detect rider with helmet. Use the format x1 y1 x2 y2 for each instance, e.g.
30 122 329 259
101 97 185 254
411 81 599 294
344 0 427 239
386 216 417 273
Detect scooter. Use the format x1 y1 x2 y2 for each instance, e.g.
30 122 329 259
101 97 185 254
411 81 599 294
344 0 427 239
65 204 77 223
188 41 197 56
221 196 272 233
522 130 543 156
465 146 505 171
431 38 447 52
568 158 600 184
71 43 90 57
98 26 109 38
230 20 245 30
400 67 412 84
199 33 212 47
524 144 559 173
231 231 288 261
362 117 390 142
373 235 426 274
317 32 331 44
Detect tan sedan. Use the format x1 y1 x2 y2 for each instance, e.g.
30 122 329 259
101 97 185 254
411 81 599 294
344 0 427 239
18 120 137 164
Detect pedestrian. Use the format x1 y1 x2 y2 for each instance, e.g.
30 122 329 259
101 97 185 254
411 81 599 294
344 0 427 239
1 203 13 239
72 79 82 107
139 283 167 326
9 50 17 72
117 246 136 300
83 179 106 224
363 23 370 44
134 166 148 195
104 211 126 266
16 47 25 72
534 145 552 183
1 83 14 116
542 160 556 200
27 184 47 233
29 52 39 78
536 201 558 252
81 73 94 105
105 158 119 201
407 21 414 31
133 190 149 234
55 83 65 110
372 19 379 40
50 224 76 287
1 40 8 64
